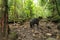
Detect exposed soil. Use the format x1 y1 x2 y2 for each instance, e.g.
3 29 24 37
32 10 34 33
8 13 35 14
8 20 60 40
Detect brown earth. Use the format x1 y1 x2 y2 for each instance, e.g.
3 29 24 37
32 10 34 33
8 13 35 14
8 21 60 40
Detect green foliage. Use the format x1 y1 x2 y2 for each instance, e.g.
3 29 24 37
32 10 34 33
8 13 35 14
33 0 52 18
52 15 60 22
8 0 60 22
0 0 2 5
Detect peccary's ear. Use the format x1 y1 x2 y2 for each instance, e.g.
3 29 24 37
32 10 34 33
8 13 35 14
38 16 42 19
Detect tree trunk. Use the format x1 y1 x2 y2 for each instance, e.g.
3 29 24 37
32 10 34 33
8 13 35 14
54 0 60 15
2 0 8 40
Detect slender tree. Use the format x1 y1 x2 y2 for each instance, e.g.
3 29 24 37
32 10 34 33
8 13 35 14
2 0 8 40
55 0 60 15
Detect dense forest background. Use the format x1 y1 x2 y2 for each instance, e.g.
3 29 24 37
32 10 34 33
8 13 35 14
0 0 60 23
8 0 60 23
